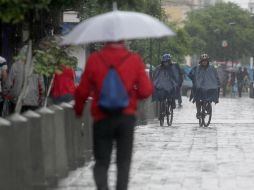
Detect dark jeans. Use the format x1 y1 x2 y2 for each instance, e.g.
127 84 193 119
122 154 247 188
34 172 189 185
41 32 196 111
238 83 243 97
196 101 201 114
178 96 182 105
93 115 136 190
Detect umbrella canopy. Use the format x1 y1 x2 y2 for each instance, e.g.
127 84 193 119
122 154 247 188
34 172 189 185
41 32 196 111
62 10 175 45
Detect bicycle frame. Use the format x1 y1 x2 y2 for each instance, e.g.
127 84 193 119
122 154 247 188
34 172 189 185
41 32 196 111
158 98 174 126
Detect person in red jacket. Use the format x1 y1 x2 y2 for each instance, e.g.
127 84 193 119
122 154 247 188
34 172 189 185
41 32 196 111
74 41 153 190
51 65 76 104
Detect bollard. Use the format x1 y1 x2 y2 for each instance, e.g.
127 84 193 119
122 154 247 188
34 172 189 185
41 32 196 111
137 100 147 125
37 107 58 188
60 103 77 170
250 82 254 98
73 114 86 167
5 113 32 190
146 98 156 122
81 100 93 162
0 118 13 190
49 105 68 178
71 106 81 167
23 110 48 190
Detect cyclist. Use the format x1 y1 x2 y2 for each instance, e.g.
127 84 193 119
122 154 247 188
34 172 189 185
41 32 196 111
152 53 182 108
188 53 220 119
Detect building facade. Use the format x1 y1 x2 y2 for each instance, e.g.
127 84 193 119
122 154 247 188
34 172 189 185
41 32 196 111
162 0 224 26
249 0 254 13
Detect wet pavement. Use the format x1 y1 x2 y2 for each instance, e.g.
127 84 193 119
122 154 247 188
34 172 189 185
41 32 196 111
55 96 254 190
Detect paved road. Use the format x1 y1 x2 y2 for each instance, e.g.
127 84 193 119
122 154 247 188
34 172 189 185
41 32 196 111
55 97 254 190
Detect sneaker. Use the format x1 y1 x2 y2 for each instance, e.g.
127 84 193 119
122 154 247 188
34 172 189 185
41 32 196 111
178 104 183 108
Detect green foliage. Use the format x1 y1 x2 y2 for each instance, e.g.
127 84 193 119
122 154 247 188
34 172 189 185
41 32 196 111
80 0 101 20
33 39 77 77
0 0 51 23
0 0 84 23
162 28 191 64
184 2 254 61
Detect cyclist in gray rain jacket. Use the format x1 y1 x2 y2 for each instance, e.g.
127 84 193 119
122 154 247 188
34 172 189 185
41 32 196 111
188 53 220 118
152 53 183 108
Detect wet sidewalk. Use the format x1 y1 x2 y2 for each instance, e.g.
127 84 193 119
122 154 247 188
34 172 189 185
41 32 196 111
55 97 254 190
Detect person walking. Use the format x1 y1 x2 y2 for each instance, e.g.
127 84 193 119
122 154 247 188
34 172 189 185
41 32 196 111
236 67 244 97
74 41 153 190
7 55 45 113
243 67 250 93
6 45 45 114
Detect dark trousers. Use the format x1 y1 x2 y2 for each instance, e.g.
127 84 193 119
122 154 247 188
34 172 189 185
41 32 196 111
178 96 182 105
93 115 136 190
196 101 201 113
238 83 243 97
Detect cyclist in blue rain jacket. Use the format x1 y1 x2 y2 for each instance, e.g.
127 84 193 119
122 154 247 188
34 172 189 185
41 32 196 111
152 53 183 109
188 53 220 119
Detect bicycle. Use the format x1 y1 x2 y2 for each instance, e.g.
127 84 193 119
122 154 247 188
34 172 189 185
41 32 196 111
158 98 174 126
197 100 212 127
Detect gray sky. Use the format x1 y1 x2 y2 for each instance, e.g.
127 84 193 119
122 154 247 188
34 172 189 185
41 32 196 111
225 0 249 8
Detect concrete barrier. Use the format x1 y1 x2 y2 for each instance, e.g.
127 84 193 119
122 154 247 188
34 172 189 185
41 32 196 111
0 97 156 189
49 105 68 178
0 118 13 190
81 101 93 163
137 98 156 125
37 107 58 188
68 105 83 167
6 113 32 190
60 103 77 170
23 110 48 190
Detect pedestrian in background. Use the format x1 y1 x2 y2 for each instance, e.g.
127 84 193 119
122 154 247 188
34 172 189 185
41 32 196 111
0 56 8 116
74 41 153 190
243 67 249 92
51 64 76 104
6 46 45 113
237 67 244 97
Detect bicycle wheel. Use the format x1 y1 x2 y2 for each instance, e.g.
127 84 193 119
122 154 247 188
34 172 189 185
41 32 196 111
159 101 165 126
166 100 173 126
202 102 212 127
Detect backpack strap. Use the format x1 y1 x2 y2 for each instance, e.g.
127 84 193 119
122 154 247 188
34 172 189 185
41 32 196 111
98 53 131 69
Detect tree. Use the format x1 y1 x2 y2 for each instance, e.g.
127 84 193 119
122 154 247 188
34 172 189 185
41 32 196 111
0 0 85 24
0 0 50 23
184 2 254 62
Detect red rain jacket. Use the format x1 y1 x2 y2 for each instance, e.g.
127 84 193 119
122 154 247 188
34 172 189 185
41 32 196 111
51 66 76 98
74 43 153 121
